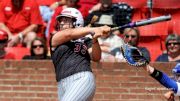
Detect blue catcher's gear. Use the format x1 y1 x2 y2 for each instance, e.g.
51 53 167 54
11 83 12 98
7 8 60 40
172 63 180 75
121 44 149 67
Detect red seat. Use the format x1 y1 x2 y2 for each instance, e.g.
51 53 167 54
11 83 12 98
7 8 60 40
171 20 180 35
138 21 169 36
153 0 180 9
5 47 30 60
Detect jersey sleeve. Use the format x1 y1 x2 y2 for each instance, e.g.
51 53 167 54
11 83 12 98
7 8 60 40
151 70 179 94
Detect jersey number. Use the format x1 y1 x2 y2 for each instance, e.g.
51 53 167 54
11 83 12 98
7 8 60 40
74 43 87 55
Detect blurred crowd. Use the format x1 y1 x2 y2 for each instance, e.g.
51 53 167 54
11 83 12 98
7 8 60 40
0 0 179 62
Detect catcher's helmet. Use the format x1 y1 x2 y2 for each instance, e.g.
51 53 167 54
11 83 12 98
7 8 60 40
0 29 8 42
172 63 180 75
56 8 84 28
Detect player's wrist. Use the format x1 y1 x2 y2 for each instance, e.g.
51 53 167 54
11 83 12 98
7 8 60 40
89 31 95 37
92 39 98 44
150 68 162 80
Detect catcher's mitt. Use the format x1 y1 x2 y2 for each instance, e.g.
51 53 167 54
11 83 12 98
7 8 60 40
121 44 149 67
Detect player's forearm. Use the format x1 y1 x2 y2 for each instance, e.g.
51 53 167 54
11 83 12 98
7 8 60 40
147 65 178 93
91 39 101 62
52 25 110 47
51 27 98 47
69 27 99 39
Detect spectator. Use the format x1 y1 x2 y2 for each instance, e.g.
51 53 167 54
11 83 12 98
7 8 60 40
111 27 151 62
0 0 43 48
38 0 68 22
88 1 133 30
37 0 67 11
156 34 180 62
84 0 113 27
0 29 15 59
49 0 67 10
91 14 124 62
123 27 151 61
23 37 50 60
88 2 101 14
38 0 68 37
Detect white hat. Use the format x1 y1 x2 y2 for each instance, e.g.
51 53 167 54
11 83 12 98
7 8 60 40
95 14 114 26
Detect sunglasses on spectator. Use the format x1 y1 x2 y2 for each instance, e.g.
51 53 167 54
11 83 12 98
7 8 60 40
167 42 180 46
125 35 137 38
32 45 44 48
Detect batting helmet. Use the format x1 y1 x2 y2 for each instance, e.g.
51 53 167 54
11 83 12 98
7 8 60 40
56 7 84 28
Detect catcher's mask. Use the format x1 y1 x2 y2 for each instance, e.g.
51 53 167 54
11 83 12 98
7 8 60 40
55 8 84 31
172 63 180 82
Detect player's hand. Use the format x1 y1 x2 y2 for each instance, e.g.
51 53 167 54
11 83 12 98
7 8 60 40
93 25 111 39
100 25 111 36
164 91 175 101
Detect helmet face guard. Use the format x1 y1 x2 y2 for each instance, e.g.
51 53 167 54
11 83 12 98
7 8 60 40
56 16 76 31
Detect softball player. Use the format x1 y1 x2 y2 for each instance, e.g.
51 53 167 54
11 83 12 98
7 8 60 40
143 63 180 101
49 8 111 101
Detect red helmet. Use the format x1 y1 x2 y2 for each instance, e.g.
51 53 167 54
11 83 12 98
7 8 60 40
0 29 8 42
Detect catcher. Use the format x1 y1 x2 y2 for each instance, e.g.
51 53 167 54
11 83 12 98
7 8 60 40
143 63 180 101
121 44 180 101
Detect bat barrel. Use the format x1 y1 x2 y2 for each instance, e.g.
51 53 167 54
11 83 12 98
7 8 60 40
111 15 171 31
135 15 171 26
